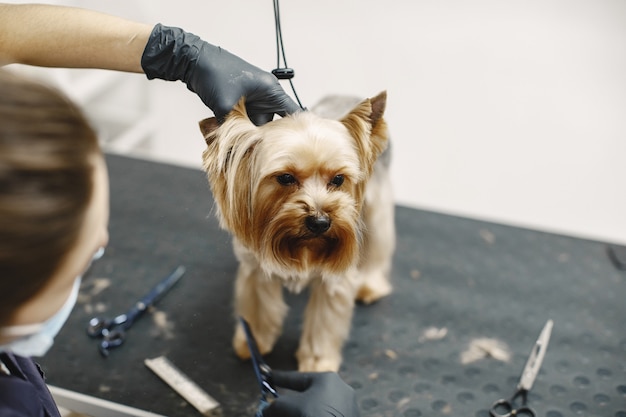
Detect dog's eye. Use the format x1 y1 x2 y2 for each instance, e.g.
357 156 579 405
276 173 297 186
329 174 344 187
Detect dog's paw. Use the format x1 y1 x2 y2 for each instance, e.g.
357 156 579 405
355 276 392 304
233 324 252 359
232 322 276 360
297 354 341 372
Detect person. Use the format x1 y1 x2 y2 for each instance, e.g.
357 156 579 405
0 4 358 417
0 68 111 416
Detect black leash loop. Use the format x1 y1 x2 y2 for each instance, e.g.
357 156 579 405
272 0 305 109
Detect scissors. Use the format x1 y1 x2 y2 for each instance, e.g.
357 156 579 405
490 319 554 417
87 265 185 356
239 317 279 417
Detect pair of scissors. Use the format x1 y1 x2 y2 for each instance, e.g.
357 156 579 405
239 317 279 417
87 265 185 357
490 319 554 417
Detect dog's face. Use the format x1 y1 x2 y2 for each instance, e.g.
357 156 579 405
200 92 388 278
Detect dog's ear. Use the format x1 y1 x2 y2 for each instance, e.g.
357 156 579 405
199 117 220 145
369 91 387 129
199 98 257 145
341 91 387 133
341 91 389 169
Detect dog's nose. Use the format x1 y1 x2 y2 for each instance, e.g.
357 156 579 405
305 214 331 235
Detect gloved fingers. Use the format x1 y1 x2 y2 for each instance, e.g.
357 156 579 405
205 92 236 124
270 370 315 392
278 95 303 116
246 93 302 125
249 112 274 126
261 398 303 417
262 81 302 116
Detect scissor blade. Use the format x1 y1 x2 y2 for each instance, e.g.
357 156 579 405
239 317 276 398
518 319 553 391
240 317 262 359
123 266 185 327
135 265 185 310
141 265 185 307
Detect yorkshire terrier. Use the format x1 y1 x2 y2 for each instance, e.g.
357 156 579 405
199 92 395 371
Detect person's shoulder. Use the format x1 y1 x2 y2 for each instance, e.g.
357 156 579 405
0 373 47 417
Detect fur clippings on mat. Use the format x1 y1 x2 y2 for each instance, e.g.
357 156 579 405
460 338 511 364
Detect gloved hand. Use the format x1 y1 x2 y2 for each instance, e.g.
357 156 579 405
141 24 301 125
262 371 360 417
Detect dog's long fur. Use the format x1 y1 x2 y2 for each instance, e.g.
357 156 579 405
199 92 395 371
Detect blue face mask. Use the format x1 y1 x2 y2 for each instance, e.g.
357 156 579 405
0 276 81 357
0 247 105 357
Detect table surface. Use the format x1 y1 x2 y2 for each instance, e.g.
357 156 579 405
40 154 626 417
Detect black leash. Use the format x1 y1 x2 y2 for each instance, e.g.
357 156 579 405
272 0 305 109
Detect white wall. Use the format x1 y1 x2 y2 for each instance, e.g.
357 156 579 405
7 1 626 244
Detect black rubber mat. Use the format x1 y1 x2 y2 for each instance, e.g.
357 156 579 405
40 154 625 417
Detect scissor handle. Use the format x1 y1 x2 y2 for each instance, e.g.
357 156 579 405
255 398 270 417
514 407 535 417
98 329 126 357
490 399 535 417
86 314 127 338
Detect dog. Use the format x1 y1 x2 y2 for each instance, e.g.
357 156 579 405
199 91 395 371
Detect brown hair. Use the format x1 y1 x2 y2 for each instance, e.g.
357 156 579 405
0 69 100 327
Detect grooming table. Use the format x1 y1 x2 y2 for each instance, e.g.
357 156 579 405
40 154 626 417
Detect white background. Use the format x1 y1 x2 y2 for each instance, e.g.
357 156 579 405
6 0 626 244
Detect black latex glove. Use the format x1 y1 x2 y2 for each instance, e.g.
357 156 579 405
141 24 301 125
262 371 360 417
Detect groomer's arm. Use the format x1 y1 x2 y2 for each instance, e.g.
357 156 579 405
0 3 150 72
0 3 300 124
